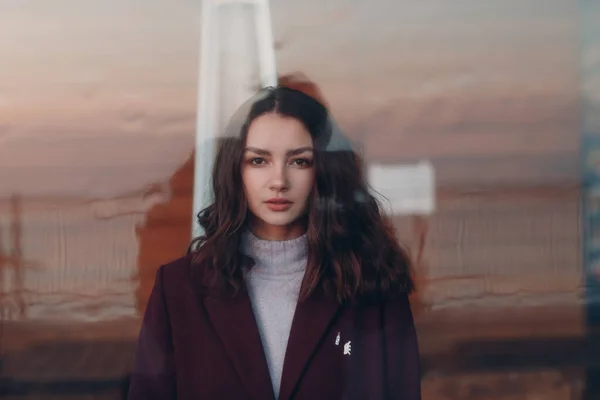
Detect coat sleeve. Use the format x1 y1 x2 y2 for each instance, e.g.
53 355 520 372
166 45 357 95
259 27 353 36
128 266 177 399
383 292 421 399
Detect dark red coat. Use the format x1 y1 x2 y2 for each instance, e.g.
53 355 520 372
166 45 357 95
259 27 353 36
128 254 421 399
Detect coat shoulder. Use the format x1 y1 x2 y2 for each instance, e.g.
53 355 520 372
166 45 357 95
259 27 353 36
157 253 198 293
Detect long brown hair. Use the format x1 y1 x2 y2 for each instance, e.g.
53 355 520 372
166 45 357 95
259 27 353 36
189 82 413 302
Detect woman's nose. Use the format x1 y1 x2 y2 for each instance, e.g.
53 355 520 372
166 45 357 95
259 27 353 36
269 163 289 191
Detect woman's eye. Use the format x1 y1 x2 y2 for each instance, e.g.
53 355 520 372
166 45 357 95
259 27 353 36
292 158 312 167
250 158 266 165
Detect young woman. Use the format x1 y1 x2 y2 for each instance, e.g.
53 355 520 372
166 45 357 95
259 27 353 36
128 82 421 399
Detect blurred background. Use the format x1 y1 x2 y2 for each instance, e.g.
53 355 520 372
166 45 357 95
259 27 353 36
0 0 598 398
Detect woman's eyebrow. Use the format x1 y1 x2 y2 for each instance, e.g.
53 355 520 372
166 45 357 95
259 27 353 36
245 147 270 156
245 146 313 156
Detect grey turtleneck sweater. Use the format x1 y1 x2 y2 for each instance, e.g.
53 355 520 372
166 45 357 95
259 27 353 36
241 230 308 399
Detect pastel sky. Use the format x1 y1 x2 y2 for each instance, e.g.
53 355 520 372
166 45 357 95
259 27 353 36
0 0 586 198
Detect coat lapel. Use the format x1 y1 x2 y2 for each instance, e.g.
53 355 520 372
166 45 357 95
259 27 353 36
202 288 275 400
279 287 344 400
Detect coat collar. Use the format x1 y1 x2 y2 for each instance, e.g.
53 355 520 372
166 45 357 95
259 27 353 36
279 285 343 400
202 286 275 400
201 277 342 400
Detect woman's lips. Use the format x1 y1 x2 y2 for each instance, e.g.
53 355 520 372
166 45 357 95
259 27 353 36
265 198 292 211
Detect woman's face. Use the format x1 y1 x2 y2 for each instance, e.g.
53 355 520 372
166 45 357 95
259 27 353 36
242 112 315 240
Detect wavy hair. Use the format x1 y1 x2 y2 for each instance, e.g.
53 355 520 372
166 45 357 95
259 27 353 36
189 81 413 302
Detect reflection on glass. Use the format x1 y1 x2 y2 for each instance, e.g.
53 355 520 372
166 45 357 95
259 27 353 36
0 0 595 398
193 0 277 235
